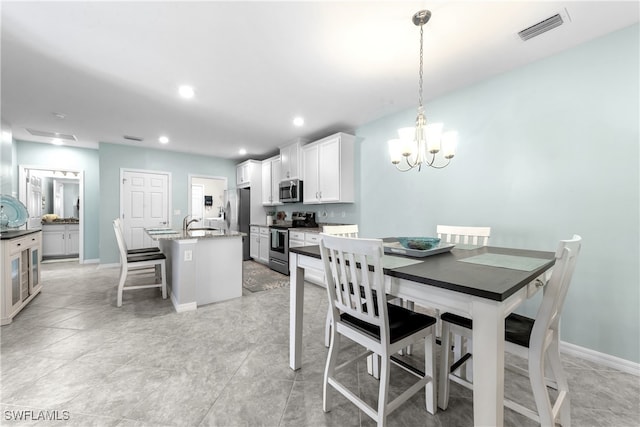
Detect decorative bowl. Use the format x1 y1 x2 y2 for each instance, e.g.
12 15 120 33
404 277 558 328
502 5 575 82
397 237 441 251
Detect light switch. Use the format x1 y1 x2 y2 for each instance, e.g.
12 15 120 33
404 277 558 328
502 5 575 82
174 209 181 215
184 250 192 261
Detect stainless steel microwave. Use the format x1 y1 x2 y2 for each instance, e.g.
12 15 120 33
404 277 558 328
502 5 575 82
279 180 303 203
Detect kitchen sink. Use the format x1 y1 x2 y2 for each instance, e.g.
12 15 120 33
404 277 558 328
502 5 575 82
188 227 224 237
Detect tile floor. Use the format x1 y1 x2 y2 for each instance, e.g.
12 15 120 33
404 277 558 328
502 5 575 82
1 261 638 426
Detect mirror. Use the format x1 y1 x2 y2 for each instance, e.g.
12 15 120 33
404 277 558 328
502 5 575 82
28 170 80 218
188 175 227 223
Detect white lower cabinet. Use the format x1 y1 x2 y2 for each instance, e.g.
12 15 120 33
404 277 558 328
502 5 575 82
42 223 79 257
250 226 260 260
290 230 324 286
250 226 270 264
2 231 42 325
259 227 269 263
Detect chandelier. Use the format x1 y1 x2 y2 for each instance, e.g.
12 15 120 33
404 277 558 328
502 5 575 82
388 10 457 172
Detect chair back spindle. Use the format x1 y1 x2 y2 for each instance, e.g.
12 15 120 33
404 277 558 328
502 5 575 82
436 225 491 246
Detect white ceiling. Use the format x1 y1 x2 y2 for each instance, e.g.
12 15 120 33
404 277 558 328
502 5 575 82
1 1 638 161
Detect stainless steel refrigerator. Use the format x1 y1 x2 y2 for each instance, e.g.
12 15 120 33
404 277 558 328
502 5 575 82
224 187 251 261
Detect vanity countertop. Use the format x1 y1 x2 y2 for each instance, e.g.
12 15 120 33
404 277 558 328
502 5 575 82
0 229 41 240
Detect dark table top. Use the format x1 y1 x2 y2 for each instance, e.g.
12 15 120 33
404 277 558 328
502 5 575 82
0 229 42 240
290 244 555 302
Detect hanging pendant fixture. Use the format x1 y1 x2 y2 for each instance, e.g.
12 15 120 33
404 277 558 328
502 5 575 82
388 10 457 172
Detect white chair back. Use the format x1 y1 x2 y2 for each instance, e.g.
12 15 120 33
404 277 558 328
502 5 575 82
320 234 389 342
437 225 491 246
532 234 581 345
112 219 128 266
322 224 359 238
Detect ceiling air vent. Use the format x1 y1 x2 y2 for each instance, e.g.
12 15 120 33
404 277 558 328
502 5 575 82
26 128 77 141
518 12 567 41
123 135 144 142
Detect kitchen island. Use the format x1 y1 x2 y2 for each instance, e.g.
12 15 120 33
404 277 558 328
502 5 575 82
146 228 245 312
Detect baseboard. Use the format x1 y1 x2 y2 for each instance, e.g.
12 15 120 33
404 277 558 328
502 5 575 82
561 341 640 376
170 292 197 313
82 258 99 264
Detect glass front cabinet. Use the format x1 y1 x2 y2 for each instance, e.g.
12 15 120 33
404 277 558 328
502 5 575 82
2 231 42 325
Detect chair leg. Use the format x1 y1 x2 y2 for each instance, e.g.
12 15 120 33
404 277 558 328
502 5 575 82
160 261 167 299
404 300 415 355
324 307 332 347
438 322 452 410
528 345 555 427
548 335 571 427
117 264 127 307
425 331 436 414
377 355 391 427
323 326 341 413
464 337 473 380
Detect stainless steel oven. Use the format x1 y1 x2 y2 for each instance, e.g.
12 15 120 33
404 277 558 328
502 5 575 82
268 226 290 275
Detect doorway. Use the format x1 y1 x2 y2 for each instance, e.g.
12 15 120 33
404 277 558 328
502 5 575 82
120 169 171 250
188 174 227 226
18 165 84 262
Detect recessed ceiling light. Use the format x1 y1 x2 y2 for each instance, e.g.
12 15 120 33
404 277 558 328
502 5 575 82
293 116 304 127
159 136 169 144
178 85 195 99
239 148 247 155
51 138 63 146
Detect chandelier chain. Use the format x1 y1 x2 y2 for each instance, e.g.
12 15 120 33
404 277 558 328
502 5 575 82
418 24 424 108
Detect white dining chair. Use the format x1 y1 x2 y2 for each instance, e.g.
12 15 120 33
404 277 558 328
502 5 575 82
113 219 167 307
114 218 161 255
322 224 359 347
438 235 581 427
436 224 491 246
322 224 359 238
404 225 491 365
320 233 437 426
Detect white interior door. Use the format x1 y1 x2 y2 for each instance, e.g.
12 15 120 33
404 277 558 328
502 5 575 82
121 170 170 249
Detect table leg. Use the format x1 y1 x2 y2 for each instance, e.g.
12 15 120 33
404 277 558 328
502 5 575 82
289 253 304 370
471 299 505 427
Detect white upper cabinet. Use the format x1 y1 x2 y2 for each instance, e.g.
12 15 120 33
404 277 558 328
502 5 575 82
262 155 282 206
302 132 355 204
279 139 307 181
236 160 260 188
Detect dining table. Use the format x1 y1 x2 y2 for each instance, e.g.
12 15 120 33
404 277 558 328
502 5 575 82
288 240 555 427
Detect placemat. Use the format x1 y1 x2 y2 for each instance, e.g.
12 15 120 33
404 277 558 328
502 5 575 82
458 253 549 271
381 255 423 269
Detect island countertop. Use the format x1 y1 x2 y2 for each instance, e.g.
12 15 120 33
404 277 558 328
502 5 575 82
145 227 246 241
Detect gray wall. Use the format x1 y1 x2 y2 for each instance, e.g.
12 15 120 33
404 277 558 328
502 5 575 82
357 24 639 363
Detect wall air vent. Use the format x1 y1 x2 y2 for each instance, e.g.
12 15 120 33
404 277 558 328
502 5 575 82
123 135 144 142
26 128 77 141
518 12 568 41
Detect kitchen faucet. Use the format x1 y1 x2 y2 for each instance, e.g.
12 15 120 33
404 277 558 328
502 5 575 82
183 215 199 231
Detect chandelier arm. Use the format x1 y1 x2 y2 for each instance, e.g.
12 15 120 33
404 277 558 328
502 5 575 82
424 152 451 169
394 162 417 173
